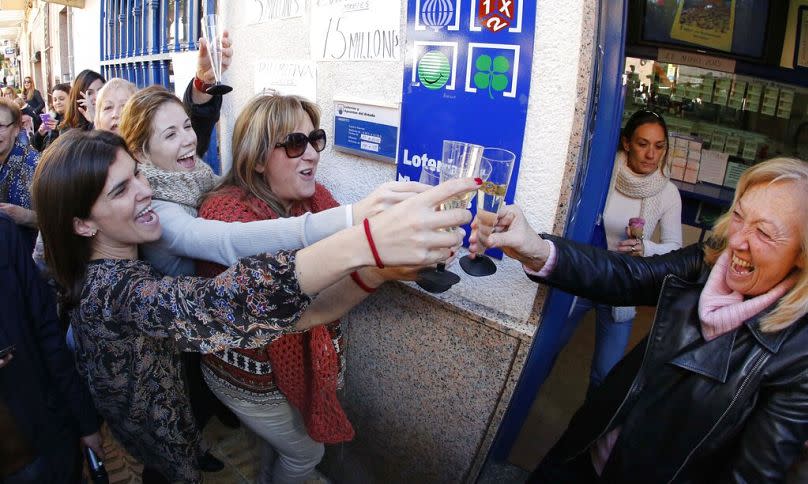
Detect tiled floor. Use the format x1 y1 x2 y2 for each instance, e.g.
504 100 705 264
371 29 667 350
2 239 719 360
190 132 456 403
100 417 262 483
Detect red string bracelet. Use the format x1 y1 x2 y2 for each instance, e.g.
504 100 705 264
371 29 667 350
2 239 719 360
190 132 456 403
350 271 376 293
363 218 384 268
193 76 213 93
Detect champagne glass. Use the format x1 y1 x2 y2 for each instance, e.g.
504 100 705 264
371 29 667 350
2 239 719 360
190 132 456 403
438 140 485 211
460 147 516 276
200 9 233 95
415 168 461 293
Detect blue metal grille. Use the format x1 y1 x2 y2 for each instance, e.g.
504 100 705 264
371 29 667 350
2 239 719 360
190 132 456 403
100 0 220 173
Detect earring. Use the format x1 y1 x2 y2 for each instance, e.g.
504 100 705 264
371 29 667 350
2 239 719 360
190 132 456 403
91 230 97 237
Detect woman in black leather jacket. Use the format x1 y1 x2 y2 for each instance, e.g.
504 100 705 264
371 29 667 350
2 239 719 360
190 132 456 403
470 157 808 482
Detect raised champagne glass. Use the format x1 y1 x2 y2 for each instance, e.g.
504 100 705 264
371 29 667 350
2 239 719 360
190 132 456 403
415 168 461 293
200 9 233 95
460 147 516 276
438 140 485 210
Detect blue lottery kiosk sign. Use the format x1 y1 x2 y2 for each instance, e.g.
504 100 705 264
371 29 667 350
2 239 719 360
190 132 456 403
397 0 535 212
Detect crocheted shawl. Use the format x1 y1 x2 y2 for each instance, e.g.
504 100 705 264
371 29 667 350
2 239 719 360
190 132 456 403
139 158 217 213
198 183 354 444
0 131 39 209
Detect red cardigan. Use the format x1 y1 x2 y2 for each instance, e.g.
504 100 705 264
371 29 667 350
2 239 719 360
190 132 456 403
197 183 353 443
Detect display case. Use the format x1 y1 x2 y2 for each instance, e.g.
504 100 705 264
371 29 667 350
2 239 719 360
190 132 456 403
621 56 807 234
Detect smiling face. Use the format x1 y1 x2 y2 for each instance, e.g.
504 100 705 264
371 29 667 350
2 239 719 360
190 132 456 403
96 87 132 134
51 89 69 115
0 106 20 162
79 149 160 259
418 51 451 90
143 101 197 172
725 182 805 296
257 110 319 210
622 122 667 175
85 78 105 108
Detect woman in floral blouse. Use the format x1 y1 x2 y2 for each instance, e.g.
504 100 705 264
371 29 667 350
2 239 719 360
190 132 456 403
32 129 475 482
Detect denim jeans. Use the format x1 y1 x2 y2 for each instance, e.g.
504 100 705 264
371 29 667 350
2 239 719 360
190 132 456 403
559 297 634 394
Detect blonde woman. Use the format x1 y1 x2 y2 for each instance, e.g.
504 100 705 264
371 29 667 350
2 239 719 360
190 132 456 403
471 157 808 482
93 78 137 134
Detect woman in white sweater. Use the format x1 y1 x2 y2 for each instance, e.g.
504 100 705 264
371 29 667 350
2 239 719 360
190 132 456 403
562 109 682 395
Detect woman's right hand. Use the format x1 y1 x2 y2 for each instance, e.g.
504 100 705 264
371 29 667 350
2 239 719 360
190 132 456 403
37 118 56 135
469 204 548 271
364 177 479 267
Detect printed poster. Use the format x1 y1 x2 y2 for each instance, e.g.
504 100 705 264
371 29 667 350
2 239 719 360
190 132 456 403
670 0 736 53
397 0 536 254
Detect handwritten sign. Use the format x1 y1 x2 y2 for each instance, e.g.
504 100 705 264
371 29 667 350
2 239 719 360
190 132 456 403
253 59 317 101
246 0 304 23
311 0 401 61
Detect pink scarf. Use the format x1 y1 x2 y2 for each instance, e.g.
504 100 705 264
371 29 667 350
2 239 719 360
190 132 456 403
698 251 797 341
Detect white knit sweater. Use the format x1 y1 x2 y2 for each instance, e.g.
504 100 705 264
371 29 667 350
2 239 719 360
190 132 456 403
141 200 351 277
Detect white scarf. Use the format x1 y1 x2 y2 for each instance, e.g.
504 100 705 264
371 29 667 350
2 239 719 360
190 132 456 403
609 151 669 228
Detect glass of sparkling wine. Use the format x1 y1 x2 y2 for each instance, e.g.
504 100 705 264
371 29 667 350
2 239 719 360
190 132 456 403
460 147 516 276
200 7 233 95
415 167 462 293
439 140 485 211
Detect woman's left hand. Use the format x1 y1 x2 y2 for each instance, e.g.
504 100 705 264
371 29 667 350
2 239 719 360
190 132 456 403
617 238 644 257
196 30 233 85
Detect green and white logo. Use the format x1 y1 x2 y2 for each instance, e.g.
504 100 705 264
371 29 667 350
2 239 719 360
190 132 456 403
417 51 451 90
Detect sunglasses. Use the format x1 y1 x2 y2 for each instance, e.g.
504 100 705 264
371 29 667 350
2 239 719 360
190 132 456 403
274 129 327 158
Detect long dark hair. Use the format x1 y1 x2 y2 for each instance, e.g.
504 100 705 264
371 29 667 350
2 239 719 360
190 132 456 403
32 130 127 307
62 69 105 130
620 109 670 173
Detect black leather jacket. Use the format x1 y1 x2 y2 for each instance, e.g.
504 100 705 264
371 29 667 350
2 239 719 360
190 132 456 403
532 235 808 483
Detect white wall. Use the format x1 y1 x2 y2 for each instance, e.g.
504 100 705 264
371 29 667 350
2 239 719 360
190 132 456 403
220 0 586 323
70 0 101 75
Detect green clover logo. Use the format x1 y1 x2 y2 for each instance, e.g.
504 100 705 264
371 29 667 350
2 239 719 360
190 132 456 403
473 55 510 99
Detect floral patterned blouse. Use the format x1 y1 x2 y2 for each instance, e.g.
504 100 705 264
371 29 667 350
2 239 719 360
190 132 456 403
70 251 310 482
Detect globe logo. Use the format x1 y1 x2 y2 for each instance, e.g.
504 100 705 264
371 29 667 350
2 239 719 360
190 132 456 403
421 0 454 30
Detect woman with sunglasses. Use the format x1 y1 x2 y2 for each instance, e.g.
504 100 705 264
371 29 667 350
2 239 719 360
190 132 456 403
196 94 393 483
120 85 427 277
22 76 45 115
